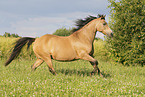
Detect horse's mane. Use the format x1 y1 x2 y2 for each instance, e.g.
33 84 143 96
72 14 105 32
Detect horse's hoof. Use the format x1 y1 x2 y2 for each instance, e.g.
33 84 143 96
99 73 104 77
31 67 36 71
90 72 95 76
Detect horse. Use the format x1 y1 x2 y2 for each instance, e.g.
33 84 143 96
5 15 113 76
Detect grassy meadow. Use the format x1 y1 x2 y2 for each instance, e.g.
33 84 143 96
0 37 145 96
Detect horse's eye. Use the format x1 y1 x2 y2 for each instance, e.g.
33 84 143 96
103 23 107 25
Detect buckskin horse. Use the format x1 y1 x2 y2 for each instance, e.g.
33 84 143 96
5 15 113 76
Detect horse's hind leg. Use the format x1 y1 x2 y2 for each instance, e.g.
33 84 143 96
42 56 56 75
45 59 56 75
31 58 44 71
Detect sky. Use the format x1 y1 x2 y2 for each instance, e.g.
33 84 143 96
0 0 112 39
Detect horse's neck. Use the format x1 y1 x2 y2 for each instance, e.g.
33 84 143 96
72 19 98 44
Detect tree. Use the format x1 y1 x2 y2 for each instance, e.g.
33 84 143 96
53 27 73 36
3 32 20 38
3 32 10 37
107 0 145 66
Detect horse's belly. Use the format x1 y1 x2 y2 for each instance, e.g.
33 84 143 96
49 41 76 61
51 48 76 61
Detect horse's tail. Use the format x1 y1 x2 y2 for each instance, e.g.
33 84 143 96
5 37 36 66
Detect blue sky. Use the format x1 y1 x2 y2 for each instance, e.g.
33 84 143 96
0 0 111 39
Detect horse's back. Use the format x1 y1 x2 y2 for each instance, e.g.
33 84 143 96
33 34 77 61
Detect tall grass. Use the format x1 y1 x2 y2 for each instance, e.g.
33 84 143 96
0 37 16 59
0 37 35 60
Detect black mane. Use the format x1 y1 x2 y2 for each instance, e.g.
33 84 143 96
72 14 105 32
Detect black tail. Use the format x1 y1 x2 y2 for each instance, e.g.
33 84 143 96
5 37 35 66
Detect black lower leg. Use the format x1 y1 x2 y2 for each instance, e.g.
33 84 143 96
96 66 100 74
90 60 101 75
90 60 98 65
49 68 56 75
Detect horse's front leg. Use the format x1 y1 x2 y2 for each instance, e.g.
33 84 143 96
79 52 102 76
90 61 101 75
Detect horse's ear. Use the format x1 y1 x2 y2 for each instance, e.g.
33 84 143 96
101 15 105 20
98 14 106 20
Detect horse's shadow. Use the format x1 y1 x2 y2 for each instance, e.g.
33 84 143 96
56 69 111 78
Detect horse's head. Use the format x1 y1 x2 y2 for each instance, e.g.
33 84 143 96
96 15 113 37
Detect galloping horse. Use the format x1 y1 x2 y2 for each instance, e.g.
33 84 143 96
5 15 113 76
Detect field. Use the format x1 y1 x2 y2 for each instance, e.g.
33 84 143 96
0 37 145 96
0 59 145 96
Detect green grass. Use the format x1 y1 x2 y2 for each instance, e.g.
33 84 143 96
0 59 145 96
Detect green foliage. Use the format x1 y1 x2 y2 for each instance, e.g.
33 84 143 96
53 27 73 36
0 37 35 60
0 59 145 96
107 0 145 66
3 32 20 38
94 39 110 61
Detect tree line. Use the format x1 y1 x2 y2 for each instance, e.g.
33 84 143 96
1 32 20 38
